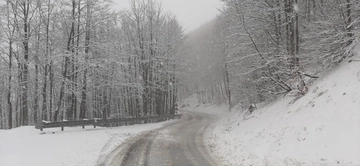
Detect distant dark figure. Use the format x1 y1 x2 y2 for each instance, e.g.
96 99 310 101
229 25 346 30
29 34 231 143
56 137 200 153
248 104 257 113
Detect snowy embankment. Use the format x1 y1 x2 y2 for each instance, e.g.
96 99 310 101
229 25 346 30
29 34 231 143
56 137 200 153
203 57 360 164
0 121 174 166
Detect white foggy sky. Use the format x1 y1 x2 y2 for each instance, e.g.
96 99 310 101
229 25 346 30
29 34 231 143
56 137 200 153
113 0 223 32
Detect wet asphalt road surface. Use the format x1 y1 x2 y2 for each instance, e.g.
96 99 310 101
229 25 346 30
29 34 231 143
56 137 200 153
117 110 218 166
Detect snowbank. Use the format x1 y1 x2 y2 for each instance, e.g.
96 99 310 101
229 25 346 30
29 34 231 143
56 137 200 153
0 121 174 166
205 58 360 165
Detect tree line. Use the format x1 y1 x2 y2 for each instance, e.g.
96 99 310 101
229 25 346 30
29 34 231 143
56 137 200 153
0 0 183 129
179 0 359 110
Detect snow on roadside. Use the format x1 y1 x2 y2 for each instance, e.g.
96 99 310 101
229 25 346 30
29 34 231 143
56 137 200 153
0 120 175 166
204 57 360 166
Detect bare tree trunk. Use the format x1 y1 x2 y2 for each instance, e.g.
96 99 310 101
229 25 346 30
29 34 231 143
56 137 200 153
49 61 54 121
80 0 91 119
0 100 3 129
41 0 51 121
70 0 81 120
67 0 78 120
16 93 20 127
346 0 353 40
102 85 108 120
274 0 282 50
55 0 76 121
11 0 31 126
289 0 295 68
224 62 231 110
6 0 15 129
34 61 39 123
20 0 31 126
285 0 299 69
295 0 300 66
284 0 290 55
34 23 41 124
7 41 13 129
42 63 48 121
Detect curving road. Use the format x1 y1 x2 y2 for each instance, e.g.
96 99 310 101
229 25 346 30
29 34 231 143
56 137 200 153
110 110 218 166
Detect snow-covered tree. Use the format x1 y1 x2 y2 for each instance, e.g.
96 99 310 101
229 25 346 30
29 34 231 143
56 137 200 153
0 0 184 129
180 0 360 109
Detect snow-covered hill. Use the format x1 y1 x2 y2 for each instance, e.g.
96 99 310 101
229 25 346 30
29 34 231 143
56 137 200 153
0 121 173 166
205 51 360 165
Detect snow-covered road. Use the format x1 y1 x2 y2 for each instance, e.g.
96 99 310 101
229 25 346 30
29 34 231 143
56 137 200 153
105 110 219 166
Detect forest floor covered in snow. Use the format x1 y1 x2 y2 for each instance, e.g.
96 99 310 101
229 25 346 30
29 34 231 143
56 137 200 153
198 52 360 165
0 120 175 166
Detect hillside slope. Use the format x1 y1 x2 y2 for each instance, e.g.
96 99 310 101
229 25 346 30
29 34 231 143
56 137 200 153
205 51 360 165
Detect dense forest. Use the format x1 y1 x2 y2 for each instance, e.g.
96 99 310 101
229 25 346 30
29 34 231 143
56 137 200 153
1 0 360 129
0 0 183 129
179 0 360 110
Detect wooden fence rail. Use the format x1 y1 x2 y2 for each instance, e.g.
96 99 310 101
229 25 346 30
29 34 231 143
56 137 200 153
35 114 183 131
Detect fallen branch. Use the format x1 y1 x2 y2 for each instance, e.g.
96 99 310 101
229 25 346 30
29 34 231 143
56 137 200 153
303 73 319 79
349 59 360 63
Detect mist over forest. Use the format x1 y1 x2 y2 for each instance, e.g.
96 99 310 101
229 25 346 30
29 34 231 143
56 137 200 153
0 0 359 129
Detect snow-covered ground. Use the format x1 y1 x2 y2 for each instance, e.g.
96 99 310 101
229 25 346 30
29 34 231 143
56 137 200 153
0 120 175 166
2 54 360 166
202 54 360 165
